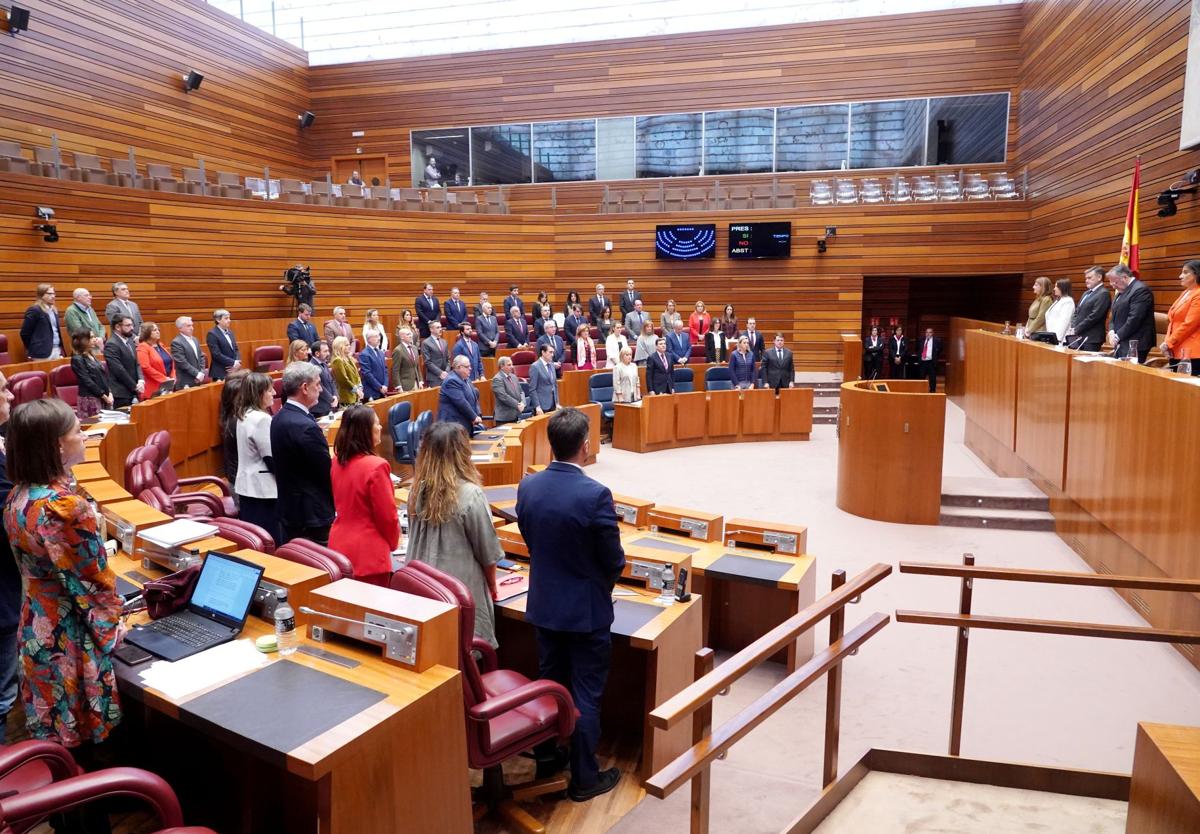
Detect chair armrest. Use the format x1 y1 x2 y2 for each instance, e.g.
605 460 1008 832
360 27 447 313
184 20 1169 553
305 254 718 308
0 740 79 783
0 767 185 831
169 492 226 517
471 638 498 672
175 476 232 497
468 680 576 742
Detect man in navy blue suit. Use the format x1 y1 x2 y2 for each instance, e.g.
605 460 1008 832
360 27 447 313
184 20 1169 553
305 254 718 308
270 362 334 544
443 286 468 330
287 303 319 345
516 408 624 801
437 355 483 434
358 331 388 400
666 319 691 365
451 323 485 381
414 282 440 340
206 308 242 380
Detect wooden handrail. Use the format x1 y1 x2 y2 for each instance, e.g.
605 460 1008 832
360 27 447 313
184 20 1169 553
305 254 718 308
896 611 1200 644
899 562 1200 593
645 612 890 799
649 562 892 731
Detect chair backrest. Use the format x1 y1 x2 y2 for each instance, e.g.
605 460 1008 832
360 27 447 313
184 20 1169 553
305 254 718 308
209 517 276 553
310 180 331 195
388 400 413 444
276 539 355 581
7 371 47 395
588 371 613 405
0 334 8 364
705 366 734 390
123 445 160 490
146 163 175 180
217 171 242 186
127 460 160 496
144 430 181 493
0 140 24 159
410 411 433 458
673 366 695 392
49 363 79 407
136 485 174 515
253 345 284 372
10 377 44 406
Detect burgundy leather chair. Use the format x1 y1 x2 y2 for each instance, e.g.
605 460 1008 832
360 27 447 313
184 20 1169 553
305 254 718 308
6 372 47 395
49 364 79 408
0 740 80 834
390 561 575 832
9 378 44 408
252 345 284 373
208 517 276 553
0 335 9 365
0 766 216 834
144 431 237 517
130 463 226 518
123 445 158 490
510 350 536 380
275 539 355 581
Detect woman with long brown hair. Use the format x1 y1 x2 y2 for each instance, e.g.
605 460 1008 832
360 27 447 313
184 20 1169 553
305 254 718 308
1025 276 1054 334
328 405 398 584
406 422 503 647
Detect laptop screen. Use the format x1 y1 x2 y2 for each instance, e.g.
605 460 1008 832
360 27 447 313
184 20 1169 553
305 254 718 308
189 552 265 626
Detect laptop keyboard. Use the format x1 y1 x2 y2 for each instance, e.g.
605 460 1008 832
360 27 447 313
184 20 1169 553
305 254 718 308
148 616 222 647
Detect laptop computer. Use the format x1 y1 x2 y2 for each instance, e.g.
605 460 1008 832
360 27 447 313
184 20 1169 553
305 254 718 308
126 551 265 662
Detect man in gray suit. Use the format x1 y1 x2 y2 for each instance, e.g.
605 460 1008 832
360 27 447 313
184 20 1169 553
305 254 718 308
421 320 451 388
104 282 142 330
623 299 648 340
170 315 209 389
475 302 500 357
528 343 559 415
491 356 527 423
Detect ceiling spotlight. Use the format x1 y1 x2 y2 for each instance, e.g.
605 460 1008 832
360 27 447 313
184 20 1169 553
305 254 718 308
182 70 204 93
298 111 315 129
5 6 30 35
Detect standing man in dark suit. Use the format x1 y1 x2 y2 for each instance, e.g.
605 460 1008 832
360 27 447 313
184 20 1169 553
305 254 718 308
618 278 642 319
536 321 565 372
889 326 908 380
206 308 242 380
390 327 423 392
1066 266 1111 351
271 362 334 544
309 340 337 417
762 334 796 392
437 356 484 434
505 285 525 319
516 408 624 802
415 283 440 340
506 305 531 348
666 320 691 366
103 315 144 407
104 282 143 332
742 317 765 362
475 302 500 357
646 337 675 394
472 291 491 320
170 315 208 389
451 323 485 381
1107 263 1156 362
443 287 468 331
491 356 527 423
528 344 559 414
358 331 388 401
589 283 609 325
19 284 65 360
916 328 941 393
421 321 451 387
287 303 319 345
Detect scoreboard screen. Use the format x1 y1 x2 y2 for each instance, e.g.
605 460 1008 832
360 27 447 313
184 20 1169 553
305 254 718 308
655 224 717 260
728 222 792 259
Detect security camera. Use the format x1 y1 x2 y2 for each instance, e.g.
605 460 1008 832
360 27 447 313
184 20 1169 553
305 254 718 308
34 223 58 243
35 206 54 220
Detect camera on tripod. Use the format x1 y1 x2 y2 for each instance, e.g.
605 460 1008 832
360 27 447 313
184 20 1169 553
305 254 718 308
279 264 316 311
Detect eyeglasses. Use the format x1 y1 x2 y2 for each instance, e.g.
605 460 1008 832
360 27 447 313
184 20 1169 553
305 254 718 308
499 575 524 586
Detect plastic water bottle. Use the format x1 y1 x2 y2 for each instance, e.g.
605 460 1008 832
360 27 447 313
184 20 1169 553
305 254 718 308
1127 340 1139 364
658 564 675 604
274 589 297 656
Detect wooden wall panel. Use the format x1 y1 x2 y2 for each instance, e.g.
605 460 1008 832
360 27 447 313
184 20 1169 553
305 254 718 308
1017 0 1200 318
307 5 1023 185
0 0 312 178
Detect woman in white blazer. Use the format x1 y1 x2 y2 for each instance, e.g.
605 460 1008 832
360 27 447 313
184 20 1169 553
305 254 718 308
234 372 281 544
1044 277 1076 343
612 347 641 403
605 323 630 368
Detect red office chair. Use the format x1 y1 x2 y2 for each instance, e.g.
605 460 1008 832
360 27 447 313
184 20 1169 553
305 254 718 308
0 766 216 834
252 345 284 373
390 561 575 833
0 740 80 834
123 445 158 490
208 517 276 553
510 350 536 381
6 372 47 396
275 539 355 582
133 478 226 519
0 335 9 365
144 431 237 517
9 378 44 407
49 364 79 408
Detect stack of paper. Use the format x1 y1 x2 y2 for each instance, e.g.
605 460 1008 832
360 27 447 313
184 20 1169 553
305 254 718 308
138 639 269 700
140 518 218 549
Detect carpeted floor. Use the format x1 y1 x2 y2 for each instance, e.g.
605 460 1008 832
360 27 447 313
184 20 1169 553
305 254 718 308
587 401 1200 833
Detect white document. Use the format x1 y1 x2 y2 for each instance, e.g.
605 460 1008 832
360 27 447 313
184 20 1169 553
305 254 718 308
138 638 268 701
139 518 219 549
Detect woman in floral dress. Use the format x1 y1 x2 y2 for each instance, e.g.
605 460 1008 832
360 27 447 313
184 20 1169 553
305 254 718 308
3 399 123 762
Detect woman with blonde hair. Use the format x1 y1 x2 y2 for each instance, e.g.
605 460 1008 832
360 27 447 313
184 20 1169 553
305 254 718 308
362 308 388 352
634 319 657 365
660 299 681 334
688 300 712 342
1025 276 1054 333
406 422 504 647
288 339 311 363
330 336 361 406
612 346 641 403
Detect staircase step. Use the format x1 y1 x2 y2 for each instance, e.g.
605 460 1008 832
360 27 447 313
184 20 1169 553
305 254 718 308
940 476 1049 512
938 505 1056 532
813 416 839 425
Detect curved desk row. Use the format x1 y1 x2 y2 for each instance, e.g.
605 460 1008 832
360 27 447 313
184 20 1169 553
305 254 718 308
612 387 814 453
836 379 945 525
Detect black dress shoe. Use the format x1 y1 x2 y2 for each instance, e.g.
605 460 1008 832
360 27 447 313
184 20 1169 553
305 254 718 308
568 767 620 802
534 747 570 780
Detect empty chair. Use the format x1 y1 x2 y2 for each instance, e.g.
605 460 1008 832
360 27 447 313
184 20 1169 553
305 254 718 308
750 185 775 209
859 178 885 204
34 147 71 179
308 180 333 206
601 191 621 214
642 189 663 213
408 410 433 460
72 153 114 185
0 140 34 175
484 190 507 214
509 350 536 380
990 172 1020 199
620 191 643 213
279 178 307 204
889 176 913 202
834 178 858 205
672 366 695 393
705 366 734 391
964 172 990 200
208 517 276 552
937 173 963 201
216 171 248 199
684 188 709 211
182 168 211 196
339 182 366 208
0 335 10 365
664 188 685 212
727 186 752 210
110 159 147 189
252 345 284 372
146 164 184 193
8 372 48 406
49 364 79 408
589 372 615 421
775 182 796 209
810 179 834 206
397 187 423 211
144 430 238 516
388 401 414 465
275 538 356 582
134 472 227 518
422 188 448 212
452 191 479 213
912 175 938 201
0 737 81 816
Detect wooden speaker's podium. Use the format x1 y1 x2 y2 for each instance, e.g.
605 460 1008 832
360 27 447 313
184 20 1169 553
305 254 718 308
836 379 945 525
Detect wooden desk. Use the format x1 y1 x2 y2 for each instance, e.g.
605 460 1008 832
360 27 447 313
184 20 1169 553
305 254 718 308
612 493 655 528
78 478 133 505
836 379 946 525
612 388 812 453
647 504 723 543
724 517 808 555
70 461 110 482
841 334 863 383
1126 722 1200 834
689 544 817 670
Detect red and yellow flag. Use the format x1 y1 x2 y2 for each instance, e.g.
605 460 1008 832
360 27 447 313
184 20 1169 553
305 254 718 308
1119 157 1140 274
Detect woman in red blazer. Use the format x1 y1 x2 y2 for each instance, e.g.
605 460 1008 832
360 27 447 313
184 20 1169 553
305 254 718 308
328 405 400 585
135 322 175 398
688 300 712 343
1162 259 1200 374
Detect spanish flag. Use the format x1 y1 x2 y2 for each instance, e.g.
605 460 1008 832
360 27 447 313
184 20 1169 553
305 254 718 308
1119 157 1140 274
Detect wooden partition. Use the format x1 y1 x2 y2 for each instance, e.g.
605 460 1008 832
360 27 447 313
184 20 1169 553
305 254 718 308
837 379 946 525
841 335 863 383
612 388 812 453
946 317 1006 401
